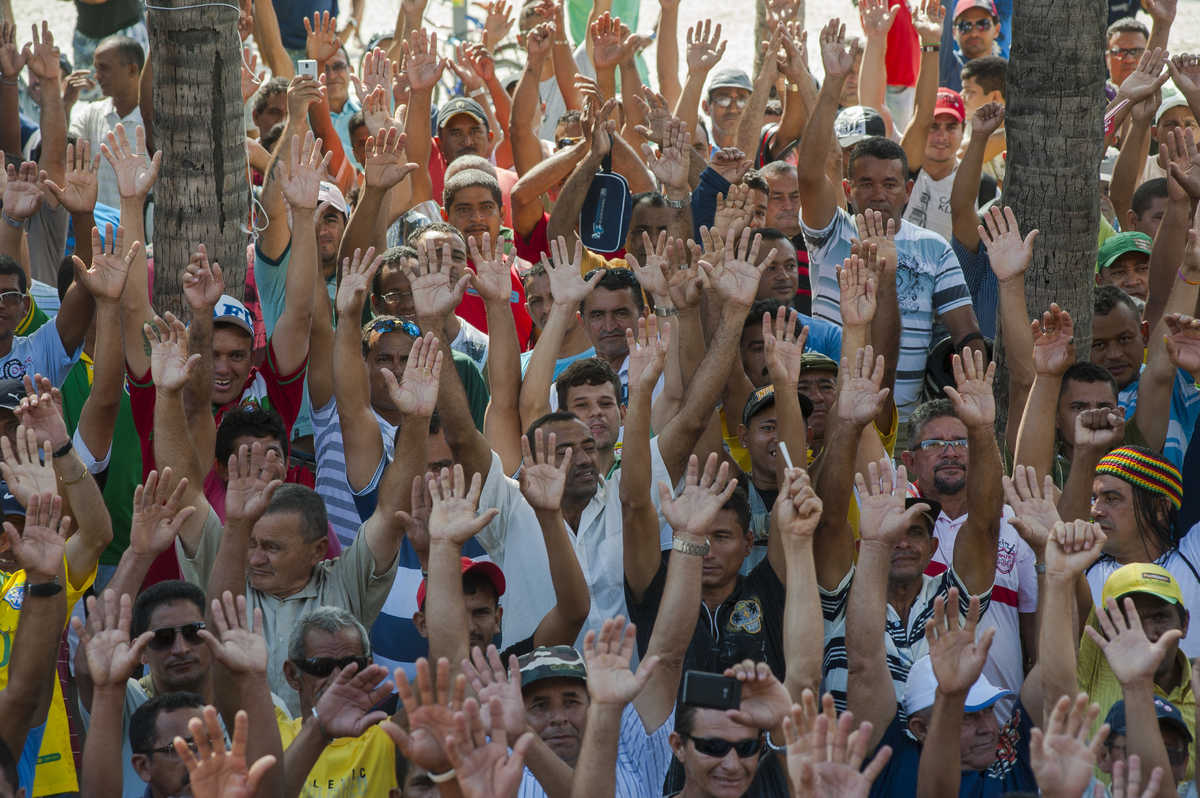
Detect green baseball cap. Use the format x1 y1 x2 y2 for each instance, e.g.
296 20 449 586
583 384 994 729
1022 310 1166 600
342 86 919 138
518 646 587 688
1097 231 1151 273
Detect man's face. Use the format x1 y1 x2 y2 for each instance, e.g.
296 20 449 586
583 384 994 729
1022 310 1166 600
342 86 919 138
960 77 1002 119
703 88 750 137
1107 31 1148 86
367 331 416 411
211 326 254 406
1128 196 1167 238
446 185 503 248
464 581 502 650
796 369 838 443
627 204 675 262
740 326 771 389
284 625 367 712
670 710 761 798
541 419 599 501
563 381 622 451
701 509 751 593
141 600 211 693
524 272 551 330
351 124 369 167
738 409 778 474
246 511 325 597
959 708 1001 769
1103 727 1191 782
889 521 938 581
524 678 590 765
253 92 287 139
1090 305 1145 389
324 50 351 107
763 170 801 236
581 287 640 362
925 116 964 167
93 44 136 98
1154 106 1200 151
747 188 768 227
1098 253 1150 301
131 707 204 797
316 207 348 269
1126 593 1187 683
1056 379 1118 446
439 114 491 163
374 262 417 320
756 239 799 304
693 123 711 158
844 156 912 227
1091 474 1139 555
954 9 998 60
0 274 28 341
903 416 969 499
417 230 469 284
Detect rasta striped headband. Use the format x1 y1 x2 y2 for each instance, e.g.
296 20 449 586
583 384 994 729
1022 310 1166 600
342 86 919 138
1095 447 1182 510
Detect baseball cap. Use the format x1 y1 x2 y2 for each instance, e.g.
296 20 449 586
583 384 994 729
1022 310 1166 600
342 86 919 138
801 351 839 374
1155 84 1191 126
935 88 966 123
905 496 943 529
437 96 490 132
953 0 998 19
0 379 26 412
741 383 815 426
902 653 1011 716
1101 562 1185 609
707 67 753 94
1096 231 1152 273
415 556 506 610
1105 697 1193 741
518 645 588 688
0 480 24 518
318 181 349 216
834 106 887 148
212 295 256 337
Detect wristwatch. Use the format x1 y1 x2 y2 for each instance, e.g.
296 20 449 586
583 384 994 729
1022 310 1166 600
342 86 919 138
672 535 710 556
662 192 690 209
27 580 63 597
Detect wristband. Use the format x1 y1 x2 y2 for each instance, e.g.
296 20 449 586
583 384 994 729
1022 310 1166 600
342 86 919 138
662 192 691 209
1179 267 1200 286
764 729 786 752
429 768 457 784
672 535 710 556
654 305 679 318
1 212 23 229
27 580 63 597
920 44 940 52
53 439 73 458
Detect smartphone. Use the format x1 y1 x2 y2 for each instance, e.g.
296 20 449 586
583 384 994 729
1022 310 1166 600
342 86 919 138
297 59 319 79
681 671 741 710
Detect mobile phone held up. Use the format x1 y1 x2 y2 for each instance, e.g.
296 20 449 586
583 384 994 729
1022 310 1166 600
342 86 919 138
681 671 741 710
298 59 319 79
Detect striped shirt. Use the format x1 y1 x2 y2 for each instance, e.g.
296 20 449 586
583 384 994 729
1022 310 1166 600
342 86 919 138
1115 368 1200 472
516 704 674 798
802 208 975 420
820 565 989 716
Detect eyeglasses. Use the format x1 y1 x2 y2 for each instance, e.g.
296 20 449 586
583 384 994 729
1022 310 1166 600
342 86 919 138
915 438 969 452
367 317 421 338
325 61 350 73
1107 46 1146 61
292 655 371 677
147 622 206 650
377 290 412 305
0 291 26 308
141 738 198 757
688 735 763 758
709 95 749 110
956 18 994 34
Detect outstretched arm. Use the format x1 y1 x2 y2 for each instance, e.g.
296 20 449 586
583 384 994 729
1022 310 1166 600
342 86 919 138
1012 303 1074 479
898 0 944 174
776 470 824 700
796 20 858 232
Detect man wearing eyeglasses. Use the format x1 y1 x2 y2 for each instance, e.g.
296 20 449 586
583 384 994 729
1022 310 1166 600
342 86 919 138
702 68 752 152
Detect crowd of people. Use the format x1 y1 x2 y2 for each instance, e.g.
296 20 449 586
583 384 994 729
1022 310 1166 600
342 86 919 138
0 0 1199 794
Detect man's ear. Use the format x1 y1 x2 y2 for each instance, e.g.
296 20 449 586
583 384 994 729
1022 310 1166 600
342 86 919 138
413 609 428 638
907 713 928 742
701 100 710 116
284 659 302 691
903 178 915 203
668 731 687 762
131 754 152 783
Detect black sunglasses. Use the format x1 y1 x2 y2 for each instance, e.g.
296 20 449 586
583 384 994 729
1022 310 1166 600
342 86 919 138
292 655 371 677
688 735 763 758
148 622 206 650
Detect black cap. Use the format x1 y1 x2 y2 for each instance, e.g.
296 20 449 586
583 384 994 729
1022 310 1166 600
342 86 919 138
741 384 814 426
905 496 943 529
0 379 26 411
437 96 489 132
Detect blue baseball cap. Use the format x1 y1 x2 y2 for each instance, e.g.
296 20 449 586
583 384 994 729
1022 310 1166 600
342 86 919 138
213 294 256 337
1105 697 1192 741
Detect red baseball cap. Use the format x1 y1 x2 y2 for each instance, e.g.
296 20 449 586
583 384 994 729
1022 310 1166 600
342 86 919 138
935 88 965 122
416 556 506 610
953 0 998 19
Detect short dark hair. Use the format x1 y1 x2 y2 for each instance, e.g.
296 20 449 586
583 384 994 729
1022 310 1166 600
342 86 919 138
129 692 205 754
742 297 798 336
724 481 751 537
631 192 668 214
960 56 1007 99
556 109 582 129
98 35 145 71
555 357 621 410
252 76 289 116
525 411 582 443
1131 178 1168 218
1107 16 1149 41
407 220 467 250
215 404 289 464
847 136 909 180
374 245 418 295
262 121 286 154
749 226 790 245
582 268 644 315
764 97 783 117
0 255 28 294
908 399 956 449
263 484 329 543
521 259 547 290
0 737 17 792
348 110 366 134
132 580 207 638
743 171 770 194
1093 284 1139 318
1060 361 1119 402
443 168 503 211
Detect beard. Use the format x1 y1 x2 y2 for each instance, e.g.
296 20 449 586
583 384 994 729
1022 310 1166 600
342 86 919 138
932 471 966 495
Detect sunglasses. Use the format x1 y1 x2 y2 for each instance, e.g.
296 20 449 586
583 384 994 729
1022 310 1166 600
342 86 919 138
915 438 969 451
147 622 206 650
141 738 199 757
292 655 371 677
688 735 763 758
956 18 994 34
0 291 26 308
368 317 421 338
710 95 748 110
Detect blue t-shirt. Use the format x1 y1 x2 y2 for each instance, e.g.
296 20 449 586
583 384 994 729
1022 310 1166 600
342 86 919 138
270 0 337 50
955 237 997 340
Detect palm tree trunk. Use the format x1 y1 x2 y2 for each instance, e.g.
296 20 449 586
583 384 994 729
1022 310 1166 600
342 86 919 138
147 1 249 318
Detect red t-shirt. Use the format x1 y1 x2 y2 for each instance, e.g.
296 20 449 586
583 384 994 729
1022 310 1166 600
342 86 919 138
429 139 519 229
456 260 534 350
516 213 627 273
884 1 920 88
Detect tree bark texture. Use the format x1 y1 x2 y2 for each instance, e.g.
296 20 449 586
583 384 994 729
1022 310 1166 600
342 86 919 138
148 1 249 317
994 0 1106 429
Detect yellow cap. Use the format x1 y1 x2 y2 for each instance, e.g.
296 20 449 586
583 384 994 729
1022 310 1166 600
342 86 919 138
1102 563 1185 609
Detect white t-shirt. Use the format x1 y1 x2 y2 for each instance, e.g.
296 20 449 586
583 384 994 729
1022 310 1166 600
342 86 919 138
0 320 79 385
904 167 956 243
537 44 596 141
451 318 490 372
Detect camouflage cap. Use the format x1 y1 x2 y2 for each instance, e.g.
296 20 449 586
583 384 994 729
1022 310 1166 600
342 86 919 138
517 645 587 688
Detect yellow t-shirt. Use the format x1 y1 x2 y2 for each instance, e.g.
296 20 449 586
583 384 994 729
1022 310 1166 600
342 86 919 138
0 560 95 796
277 712 398 797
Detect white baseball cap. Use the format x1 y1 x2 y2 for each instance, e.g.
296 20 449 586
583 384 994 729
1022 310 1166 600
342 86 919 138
212 294 256 337
901 654 1011 716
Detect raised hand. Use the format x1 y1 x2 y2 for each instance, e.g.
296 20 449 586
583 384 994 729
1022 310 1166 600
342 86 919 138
1003 464 1061 558
927 588 994 695
361 86 397 137
709 148 753 186
1030 303 1074 377
543 234 599 307
1168 53 1200 105
763 305 809 388
145 312 200 394
589 12 624 70
1085 595 1181 687
0 21 26 80
198 591 268 675
1110 754 1165 798
279 131 330 210
641 116 690 190
182 243 226 313
1165 127 1200 201
852 209 897 274
13 375 68 453
403 28 447 93
776 27 812 86
774 468 823 542
284 73 323 121
523 20 555 61
835 345 890 427
1043 519 1106 582
240 46 261 103
1028 694 1108 798
384 331 442 417
625 231 673 302
448 42 486 93
855 460 929 546
303 11 341 62
858 0 897 38
41 140 100 214
101 125 160 201
837 253 878 329
479 0 515 47
700 228 775 308
409 237 472 320
72 223 138 303
1074 407 1125 455
461 646 528 738
426 464 499 546
4 491 68 582
711 182 752 239
335 246 382 317
818 18 859 80
632 87 674 146
584 616 658 706
223 442 284 527
519 428 572 512
364 126 417 190
0 426 56 508
979 206 1038 282
22 21 58 81
446 697 533 798
175 707 277 798
782 690 892 798
656 452 738 538
128 468 195 558
467 232 514 304
1142 0 1176 26
1116 47 1170 106
625 314 670 395
685 19 725 73
910 0 945 44
384 658 466 773
353 47 395 101
725 659 791 731
1164 313 1200 378
971 101 1005 139
71 590 153 688
397 475 433 565
2 160 41 221
944 347 996 429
